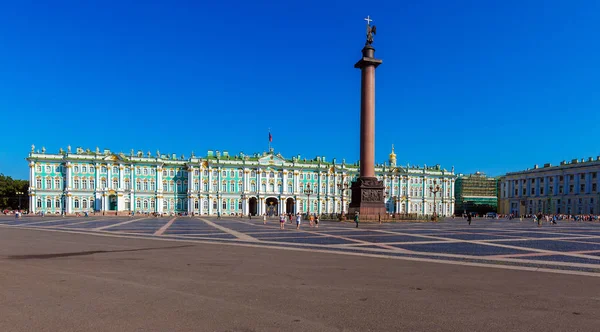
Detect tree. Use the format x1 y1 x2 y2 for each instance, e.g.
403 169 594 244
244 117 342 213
0 174 29 210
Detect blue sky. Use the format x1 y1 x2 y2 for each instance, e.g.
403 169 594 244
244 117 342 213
1 0 599 180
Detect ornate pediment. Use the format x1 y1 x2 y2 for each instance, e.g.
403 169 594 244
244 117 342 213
103 154 127 162
258 153 286 166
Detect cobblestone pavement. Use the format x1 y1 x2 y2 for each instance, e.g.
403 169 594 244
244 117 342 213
3 215 600 276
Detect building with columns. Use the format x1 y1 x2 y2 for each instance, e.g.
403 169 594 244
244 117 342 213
498 157 600 216
26 145 455 217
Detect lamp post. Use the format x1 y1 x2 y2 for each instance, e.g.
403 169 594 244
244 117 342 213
15 191 23 211
240 194 244 216
304 183 314 216
337 181 349 219
429 180 441 221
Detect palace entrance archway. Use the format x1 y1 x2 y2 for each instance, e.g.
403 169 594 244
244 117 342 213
109 194 118 211
248 197 258 216
285 198 295 214
265 197 278 216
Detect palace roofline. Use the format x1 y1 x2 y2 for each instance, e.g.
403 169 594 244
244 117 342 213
26 146 454 175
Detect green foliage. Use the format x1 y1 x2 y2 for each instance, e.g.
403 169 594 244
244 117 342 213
0 174 29 210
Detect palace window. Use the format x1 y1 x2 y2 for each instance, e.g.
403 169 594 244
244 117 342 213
212 181 218 191
46 178 52 189
321 185 326 193
213 200 217 210
136 200 141 209
143 200 149 209
136 180 141 191
176 180 182 192
124 167 130 175
238 200 242 210
569 185 574 193
261 183 266 192
238 181 243 191
150 181 155 191
82 199 88 209
288 183 293 193
113 166 118 174
73 179 79 189
593 184 597 192
163 200 168 210
55 199 61 209
113 179 119 189
194 200 199 209
222 181 227 192
36 178 42 188
203 200 208 210
300 174 304 180
238 170 243 177
90 179 95 189
251 170 256 177
74 199 80 209
82 166 87 173
229 170 234 177
36 199 42 208
269 171 274 178
230 180 235 191
151 169 156 175
220 170 225 178
269 183 274 192
82 179 87 189
46 199 52 208
55 179 61 189
222 200 227 210
143 168 148 175
101 166 107 173
580 184 585 192
162 170 167 177
177 170 182 177
151 200 155 209
143 181 148 191
163 182 168 191
278 183 282 192
203 182 208 191
212 170 218 177
74 166 79 173
125 179 131 190
36 165 42 172
251 182 256 192
170 170 175 177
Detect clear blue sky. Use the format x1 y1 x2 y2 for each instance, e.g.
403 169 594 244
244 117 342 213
1 0 599 180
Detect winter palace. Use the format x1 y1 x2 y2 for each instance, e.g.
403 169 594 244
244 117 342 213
26 145 456 216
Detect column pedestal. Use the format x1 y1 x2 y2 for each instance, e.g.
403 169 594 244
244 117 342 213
347 177 386 219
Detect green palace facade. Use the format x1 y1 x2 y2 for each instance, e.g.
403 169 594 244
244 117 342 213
26 145 456 217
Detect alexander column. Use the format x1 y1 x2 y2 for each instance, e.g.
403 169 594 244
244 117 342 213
348 16 386 219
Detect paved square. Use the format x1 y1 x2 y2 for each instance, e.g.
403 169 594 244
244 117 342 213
2 215 600 276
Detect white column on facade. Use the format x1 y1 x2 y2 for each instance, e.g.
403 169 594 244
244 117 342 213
295 198 300 214
260 197 265 215
119 164 124 190
107 165 112 190
293 171 299 194
282 170 287 194
208 196 213 215
242 198 248 216
65 162 72 190
65 195 72 214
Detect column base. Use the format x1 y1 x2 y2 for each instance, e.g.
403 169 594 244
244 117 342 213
347 177 386 220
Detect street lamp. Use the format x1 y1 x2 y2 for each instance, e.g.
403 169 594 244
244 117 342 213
429 180 441 221
15 191 23 211
304 183 314 216
336 181 349 219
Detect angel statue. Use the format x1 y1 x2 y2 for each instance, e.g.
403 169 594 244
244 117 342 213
364 15 376 45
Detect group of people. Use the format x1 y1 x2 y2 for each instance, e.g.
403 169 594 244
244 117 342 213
257 212 361 229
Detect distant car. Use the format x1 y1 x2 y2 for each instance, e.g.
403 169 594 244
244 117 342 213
486 212 497 218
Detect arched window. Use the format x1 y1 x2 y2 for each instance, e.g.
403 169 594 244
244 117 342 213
112 166 118 174
177 180 182 192
136 200 141 209
261 183 266 192
230 180 235 191
321 185 326 193
143 200 149 209
194 200 199 209
125 179 131 190
238 181 243 191
222 199 227 210
150 200 155 209
55 199 61 208
177 199 182 210
212 181 218 191
73 179 79 189
136 180 141 191
203 200 208 210
183 180 188 190
113 178 119 189
143 180 148 191
163 200 168 210
269 183 274 192
203 170 208 176
169 180 174 191
221 180 227 192
90 179 95 189
269 171 274 178
203 181 208 191
194 181 199 191
251 170 256 177
212 200 217 209
150 180 156 191
55 178 61 189
88 198 94 209
101 178 107 188
74 199 80 209
82 199 87 209
46 199 52 208
82 179 88 189
288 183 293 193
278 183 282 192
143 167 148 175
250 182 256 192
36 199 42 208
170 170 175 177
162 169 167 176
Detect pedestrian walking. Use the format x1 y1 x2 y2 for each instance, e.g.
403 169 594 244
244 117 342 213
263 214 267 225
279 214 285 229
309 214 314 227
315 215 319 228
467 213 472 225
295 213 302 229
354 212 360 228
